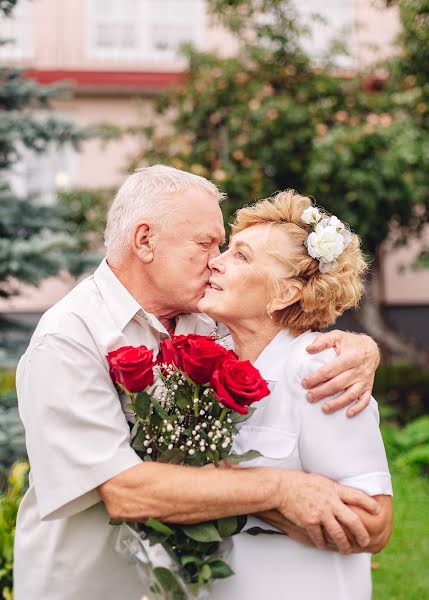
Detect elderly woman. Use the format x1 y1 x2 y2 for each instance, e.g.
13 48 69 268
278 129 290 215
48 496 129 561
198 190 392 600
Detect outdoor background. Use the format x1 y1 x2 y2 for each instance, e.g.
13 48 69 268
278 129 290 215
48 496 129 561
0 0 428 598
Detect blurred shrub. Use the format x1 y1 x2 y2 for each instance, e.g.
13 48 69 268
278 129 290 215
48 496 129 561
374 364 429 424
381 416 429 476
0 372 26 474
58 187 113 252
0 461 28 599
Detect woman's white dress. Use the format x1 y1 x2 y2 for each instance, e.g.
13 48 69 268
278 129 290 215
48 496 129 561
211 329 392 600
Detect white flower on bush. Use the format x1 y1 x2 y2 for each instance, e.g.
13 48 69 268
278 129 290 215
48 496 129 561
301 206 322 226
307 225 348 272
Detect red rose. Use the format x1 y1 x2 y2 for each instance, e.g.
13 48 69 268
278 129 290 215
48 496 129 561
107 345 155 393
157 335 186 369
159 334 235 385
211 359 270 414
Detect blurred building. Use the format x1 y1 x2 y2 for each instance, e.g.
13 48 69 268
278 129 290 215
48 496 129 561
0 0 428 361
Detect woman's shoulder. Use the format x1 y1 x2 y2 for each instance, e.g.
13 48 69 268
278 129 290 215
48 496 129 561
286 331 337 380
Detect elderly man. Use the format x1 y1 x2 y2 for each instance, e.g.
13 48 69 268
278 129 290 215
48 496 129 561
14 166 381 600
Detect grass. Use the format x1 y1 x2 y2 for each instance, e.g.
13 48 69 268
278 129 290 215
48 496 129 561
372 466 429 600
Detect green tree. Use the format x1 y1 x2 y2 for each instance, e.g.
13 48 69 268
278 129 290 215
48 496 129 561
0 2 100 341
128 0 429 368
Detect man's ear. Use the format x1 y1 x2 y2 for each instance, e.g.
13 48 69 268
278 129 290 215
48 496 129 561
268 280 303 313
133 222 155 264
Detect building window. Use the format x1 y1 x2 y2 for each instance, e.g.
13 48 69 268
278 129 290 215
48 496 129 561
297 0 354 66
7 143 76 205
0 0 33 61
86 0 204 62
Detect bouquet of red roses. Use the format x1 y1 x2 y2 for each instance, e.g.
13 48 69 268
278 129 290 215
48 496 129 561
107 333 269 600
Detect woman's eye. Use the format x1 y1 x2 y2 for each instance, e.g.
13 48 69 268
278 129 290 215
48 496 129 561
199 242 211 249
236 251 247 261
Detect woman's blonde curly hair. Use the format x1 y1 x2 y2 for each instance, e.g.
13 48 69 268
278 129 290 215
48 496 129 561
231 190 367 336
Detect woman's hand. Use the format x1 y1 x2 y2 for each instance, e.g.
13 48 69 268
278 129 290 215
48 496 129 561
302 331 380 417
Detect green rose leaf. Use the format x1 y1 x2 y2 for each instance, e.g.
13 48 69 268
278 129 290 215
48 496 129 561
153 567 187 600
134 392 152 418
246 526 283 536
225 449 261 464
180 555 204 568
217 516 238 538
158 448 186 464
182 523 222 543
206 558 235 579
144 517 175 536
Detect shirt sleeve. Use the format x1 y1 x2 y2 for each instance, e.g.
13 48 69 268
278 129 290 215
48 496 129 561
17 333 143 521
290 346 392 497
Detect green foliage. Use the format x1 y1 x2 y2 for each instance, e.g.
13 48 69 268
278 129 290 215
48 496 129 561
128 0 429 266
132 515 246 597
57 187 112 253
372 464 429 600
0 2 100 323
374 363 429 423
382 416 429 474
0 371 25 474
0 462 28 599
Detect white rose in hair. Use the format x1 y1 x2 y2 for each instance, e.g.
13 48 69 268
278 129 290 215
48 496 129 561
328 215 344 230
307 226 346 264
301 206 322 225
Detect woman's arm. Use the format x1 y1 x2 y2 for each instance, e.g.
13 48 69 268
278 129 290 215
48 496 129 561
256 494 392 554
344 495 392 553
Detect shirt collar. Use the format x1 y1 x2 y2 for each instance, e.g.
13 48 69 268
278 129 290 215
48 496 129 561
253 329 297 383
93 259 145 332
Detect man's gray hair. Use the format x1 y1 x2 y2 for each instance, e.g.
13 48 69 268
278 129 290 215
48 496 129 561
104 164 224 260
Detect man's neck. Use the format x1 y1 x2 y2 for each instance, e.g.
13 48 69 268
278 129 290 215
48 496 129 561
107 258 180 328
160 317 176 336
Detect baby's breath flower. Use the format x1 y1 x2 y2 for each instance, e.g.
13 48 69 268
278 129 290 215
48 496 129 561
188 449 195 456
210 444 216 451
146 448 153 455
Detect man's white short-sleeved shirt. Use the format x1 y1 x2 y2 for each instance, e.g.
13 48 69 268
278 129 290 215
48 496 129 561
14 259 217 600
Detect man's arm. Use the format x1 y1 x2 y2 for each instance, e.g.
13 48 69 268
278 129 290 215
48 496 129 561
97 463 380 554
303 331 380 416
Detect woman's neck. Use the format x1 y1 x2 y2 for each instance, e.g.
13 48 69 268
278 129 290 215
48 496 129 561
227 319 284 363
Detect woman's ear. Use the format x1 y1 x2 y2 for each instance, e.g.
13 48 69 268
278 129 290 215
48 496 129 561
133 222 155 263
268 280 303 313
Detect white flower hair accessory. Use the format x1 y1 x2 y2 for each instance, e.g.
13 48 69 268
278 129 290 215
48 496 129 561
302 208 352 273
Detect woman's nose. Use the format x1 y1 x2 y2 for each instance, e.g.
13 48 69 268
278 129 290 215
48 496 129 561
208 251 224 272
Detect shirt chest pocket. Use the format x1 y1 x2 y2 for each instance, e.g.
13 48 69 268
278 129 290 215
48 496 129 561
231 425 298 468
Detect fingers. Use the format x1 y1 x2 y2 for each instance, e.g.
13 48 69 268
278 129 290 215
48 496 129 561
306 525 328 550
346 389 371 417
303 358 353 392
334 504 370 549
305 330 342 355
320 517 352 554
320 382 364 414
306 369 355 403
338 485 381 515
